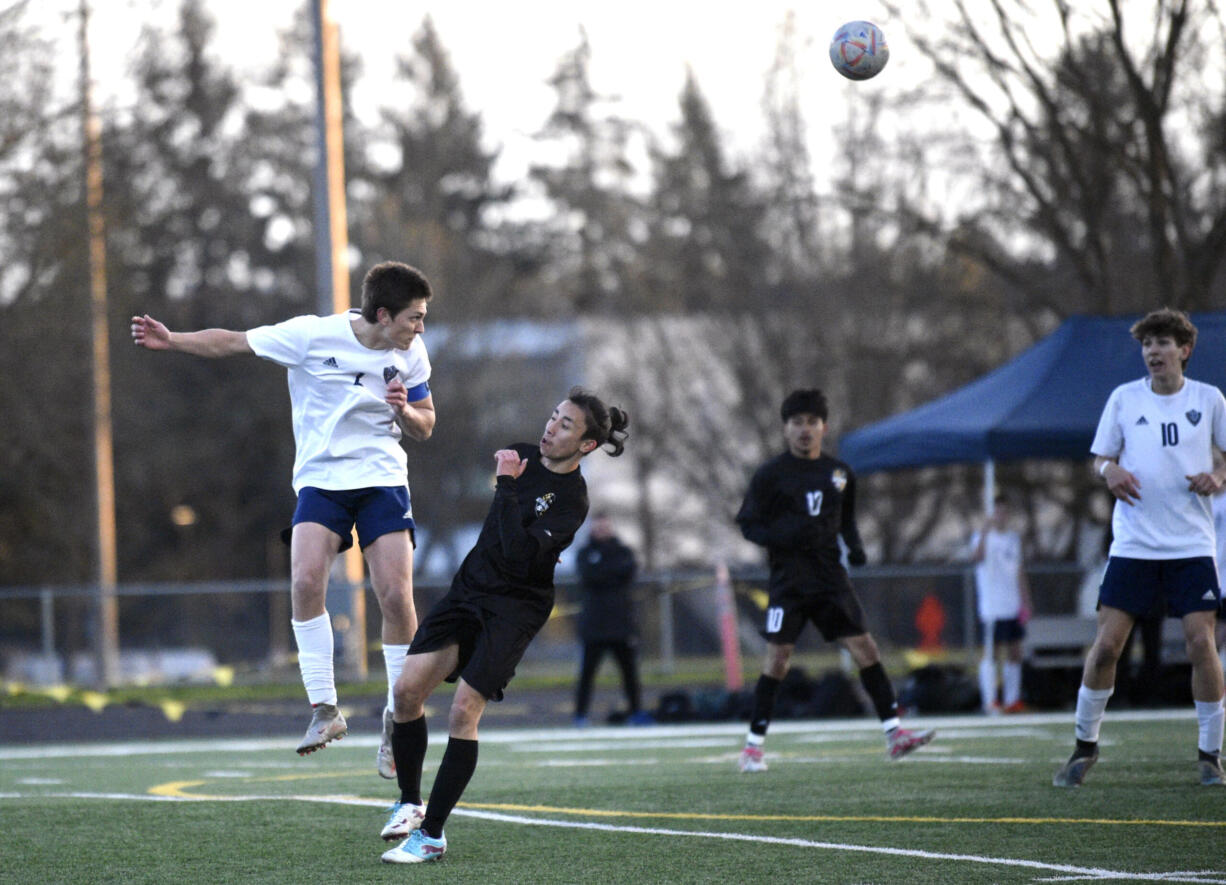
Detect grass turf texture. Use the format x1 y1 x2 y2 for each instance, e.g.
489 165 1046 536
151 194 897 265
2 712 1223 884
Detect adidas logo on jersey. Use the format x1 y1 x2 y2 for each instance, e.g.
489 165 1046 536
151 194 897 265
1135 416 1148 425
323 357 339 368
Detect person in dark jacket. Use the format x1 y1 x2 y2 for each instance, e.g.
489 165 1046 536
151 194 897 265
573 512 649 726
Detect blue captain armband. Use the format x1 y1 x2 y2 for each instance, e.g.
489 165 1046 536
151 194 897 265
406 380 430 402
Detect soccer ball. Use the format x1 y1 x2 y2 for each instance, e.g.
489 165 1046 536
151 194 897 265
829 20 889 81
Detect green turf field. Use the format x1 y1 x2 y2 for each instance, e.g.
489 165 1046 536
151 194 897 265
3 710 1223 884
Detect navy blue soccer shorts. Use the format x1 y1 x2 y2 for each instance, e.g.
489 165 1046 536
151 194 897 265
282 485 416 552
982 618 1026 644
1098 556 1221 619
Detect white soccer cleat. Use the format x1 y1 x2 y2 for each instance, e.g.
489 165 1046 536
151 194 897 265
380 801 426 841
738 744 767 773
296 703 347 755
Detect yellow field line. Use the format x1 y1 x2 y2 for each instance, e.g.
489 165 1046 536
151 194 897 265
148 769 362 798
148 780 208 798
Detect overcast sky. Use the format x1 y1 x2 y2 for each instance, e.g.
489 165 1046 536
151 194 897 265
72 1 909 183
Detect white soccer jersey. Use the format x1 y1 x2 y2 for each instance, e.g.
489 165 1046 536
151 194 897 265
970 530 1024 621
246 310 432 493
1091 377 1226 560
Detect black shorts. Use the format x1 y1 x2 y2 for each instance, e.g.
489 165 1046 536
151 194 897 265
760 572 867 644
408 589 549 702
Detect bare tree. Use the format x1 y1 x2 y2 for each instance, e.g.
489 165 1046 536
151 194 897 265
890 0 1226 313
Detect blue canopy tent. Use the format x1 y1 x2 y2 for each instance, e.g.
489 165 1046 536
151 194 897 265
838 313 1226 508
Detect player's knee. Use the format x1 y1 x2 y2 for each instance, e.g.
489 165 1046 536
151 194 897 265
843 634 880 667
448 696 483 734
393 674 429 717
375 586 414 623
289 563 329 601
764 647 792 678
1185 630 1218 664
1086 640 1123 673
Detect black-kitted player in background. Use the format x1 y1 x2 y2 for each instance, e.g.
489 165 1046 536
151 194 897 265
735 389 934 772
378 387 629 864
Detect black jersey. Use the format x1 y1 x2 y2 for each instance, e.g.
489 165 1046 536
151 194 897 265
736 451 865 595
449 443 589 620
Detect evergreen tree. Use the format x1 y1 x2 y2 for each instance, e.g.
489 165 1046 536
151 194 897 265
528 29 647 313
644 71 771 312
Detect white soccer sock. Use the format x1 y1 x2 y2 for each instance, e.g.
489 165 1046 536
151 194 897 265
1195 697 1225 756
291 612 337 706
745 732 765 748
979 657 998 710
383 643 409 712
1074 685 1113 743
1003 661 1023 708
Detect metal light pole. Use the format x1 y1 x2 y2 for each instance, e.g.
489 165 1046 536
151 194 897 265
312 0 367 678
79 0 120 688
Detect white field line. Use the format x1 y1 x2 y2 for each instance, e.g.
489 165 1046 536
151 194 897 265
3 790 1222 884
0 708 1192 761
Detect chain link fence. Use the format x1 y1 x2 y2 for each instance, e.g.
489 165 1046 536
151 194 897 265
0 563 1091 687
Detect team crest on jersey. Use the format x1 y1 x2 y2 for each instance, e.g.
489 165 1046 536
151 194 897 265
535 493 556 516
383 366 399 383
1187 409 1202 426
831 469 848 492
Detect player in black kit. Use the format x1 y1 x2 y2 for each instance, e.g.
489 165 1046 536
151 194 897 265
735 389 934 772
378 387 629 864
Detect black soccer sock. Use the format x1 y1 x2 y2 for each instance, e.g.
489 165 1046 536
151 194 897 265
392 715 428 806
859 662 899 723
1199 748 1221 763
749 675 783 737
422 737 479 838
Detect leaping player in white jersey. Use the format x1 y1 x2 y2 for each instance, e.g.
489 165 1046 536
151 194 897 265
1053 308 1226 788
132 261 435 775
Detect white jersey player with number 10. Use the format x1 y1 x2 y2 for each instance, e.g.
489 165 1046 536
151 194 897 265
1054 308 1226 789
1092 377 1226 559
